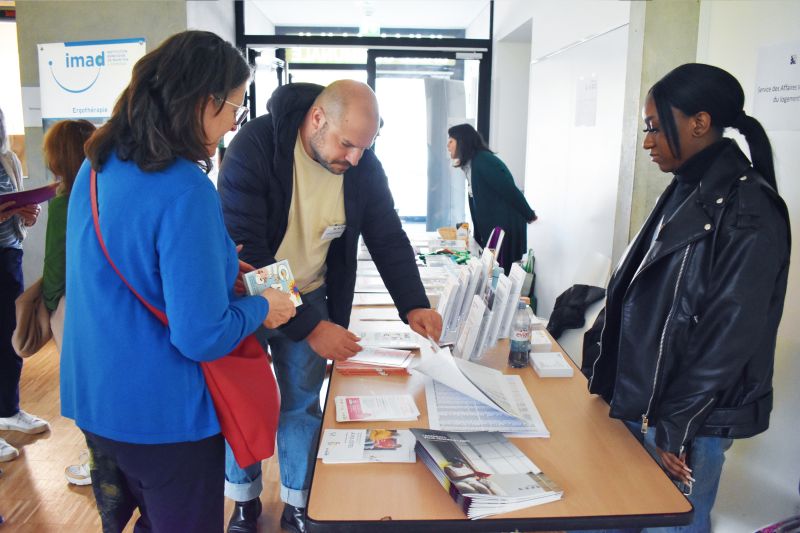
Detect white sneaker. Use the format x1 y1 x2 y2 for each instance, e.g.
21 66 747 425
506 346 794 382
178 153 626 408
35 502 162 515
0 437 19 462
0 410 50 434
65 451 92 486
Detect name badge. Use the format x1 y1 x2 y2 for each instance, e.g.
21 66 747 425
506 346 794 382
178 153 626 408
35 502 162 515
321 224 346 242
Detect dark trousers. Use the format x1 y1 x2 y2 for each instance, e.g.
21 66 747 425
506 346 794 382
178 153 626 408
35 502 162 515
83 430 225 533
0 247 23 417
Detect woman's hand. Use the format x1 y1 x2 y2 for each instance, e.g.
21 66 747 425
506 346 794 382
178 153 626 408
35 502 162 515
1 202 41 226
0 200 18 223
261 288 296 328
17 204 41 227
656 447 694 485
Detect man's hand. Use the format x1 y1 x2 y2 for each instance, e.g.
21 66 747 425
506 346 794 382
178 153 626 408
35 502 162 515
233 244 256 295
307 321 362 361
656 447 694 485
407 308 443 343
261 288 296 328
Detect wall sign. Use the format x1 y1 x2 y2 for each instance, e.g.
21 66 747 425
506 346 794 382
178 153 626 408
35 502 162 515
37 37 145 122
753 39 800 131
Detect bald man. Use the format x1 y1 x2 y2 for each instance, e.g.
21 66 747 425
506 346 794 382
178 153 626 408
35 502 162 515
218 81 441 533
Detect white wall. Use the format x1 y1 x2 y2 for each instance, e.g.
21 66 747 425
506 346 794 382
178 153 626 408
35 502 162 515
489 0 630 318
493 0 629 56
490 20 531 189
696 2 800 530
525 25 629 317
187 0 235 43
0 21 24 137
243 1 276 35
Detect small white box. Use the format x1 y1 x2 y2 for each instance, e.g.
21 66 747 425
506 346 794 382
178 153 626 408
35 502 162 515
530 329 553 351
530 352 574 378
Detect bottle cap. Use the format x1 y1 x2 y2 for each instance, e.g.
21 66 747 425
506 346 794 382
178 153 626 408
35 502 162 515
520 296 530 305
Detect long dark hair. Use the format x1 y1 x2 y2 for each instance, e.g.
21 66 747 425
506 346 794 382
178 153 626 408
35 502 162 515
649 63 777 190
43 119 96 195
447 123 492 167
85 30 251 173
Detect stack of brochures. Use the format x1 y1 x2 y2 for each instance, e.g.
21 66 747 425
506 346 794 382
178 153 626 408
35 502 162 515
335 346 414 376
410 429 563 519
316 429 416 464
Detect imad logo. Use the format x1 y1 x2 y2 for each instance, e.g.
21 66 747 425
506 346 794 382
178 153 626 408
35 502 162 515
48 50 106 94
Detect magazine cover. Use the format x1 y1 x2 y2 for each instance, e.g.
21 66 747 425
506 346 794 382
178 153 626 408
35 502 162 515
243 259 302 306
410 428 562 519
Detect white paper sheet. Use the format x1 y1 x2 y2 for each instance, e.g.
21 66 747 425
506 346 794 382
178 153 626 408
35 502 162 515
424 377 549 437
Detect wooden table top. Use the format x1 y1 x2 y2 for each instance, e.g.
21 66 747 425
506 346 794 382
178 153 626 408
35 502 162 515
306 306 692 532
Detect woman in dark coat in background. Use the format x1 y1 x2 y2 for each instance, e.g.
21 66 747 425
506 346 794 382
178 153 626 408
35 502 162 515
447 123 536 273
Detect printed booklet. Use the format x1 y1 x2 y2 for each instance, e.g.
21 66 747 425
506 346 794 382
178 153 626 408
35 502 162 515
410 428 563 519
243 259 302 306
316 429 416 464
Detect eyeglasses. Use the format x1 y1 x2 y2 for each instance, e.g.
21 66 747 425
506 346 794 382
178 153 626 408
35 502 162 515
220 98 249 126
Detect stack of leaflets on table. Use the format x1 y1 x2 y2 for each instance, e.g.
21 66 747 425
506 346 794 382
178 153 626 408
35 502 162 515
336 346 414 376
529 352 574 378
242 259 302 306
357 329 421 350
335 394 420 422
410 429 563 519
317 429 416 464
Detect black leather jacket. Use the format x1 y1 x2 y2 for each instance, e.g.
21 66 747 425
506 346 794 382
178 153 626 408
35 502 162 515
587 141 791 454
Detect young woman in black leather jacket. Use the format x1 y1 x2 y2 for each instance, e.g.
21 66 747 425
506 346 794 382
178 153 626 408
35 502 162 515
585 63 791 532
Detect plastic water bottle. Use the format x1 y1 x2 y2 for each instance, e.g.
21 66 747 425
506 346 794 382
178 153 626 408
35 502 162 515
509 297 532 368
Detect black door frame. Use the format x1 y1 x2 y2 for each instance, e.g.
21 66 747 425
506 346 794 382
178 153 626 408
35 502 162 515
234 1 494 142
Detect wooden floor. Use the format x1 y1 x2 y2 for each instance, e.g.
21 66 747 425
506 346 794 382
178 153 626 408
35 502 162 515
0 341 291 532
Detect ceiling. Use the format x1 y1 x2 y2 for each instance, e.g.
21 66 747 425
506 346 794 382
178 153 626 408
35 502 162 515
246 0 491 30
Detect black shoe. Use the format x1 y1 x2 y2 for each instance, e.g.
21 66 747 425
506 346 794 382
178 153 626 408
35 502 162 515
280 504 307 533
227 498 262 533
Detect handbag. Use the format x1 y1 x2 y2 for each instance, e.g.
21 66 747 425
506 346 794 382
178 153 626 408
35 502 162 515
12 277 53 357
89 168 279 467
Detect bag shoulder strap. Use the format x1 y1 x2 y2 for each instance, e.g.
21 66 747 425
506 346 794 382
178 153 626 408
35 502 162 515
90 168 168 326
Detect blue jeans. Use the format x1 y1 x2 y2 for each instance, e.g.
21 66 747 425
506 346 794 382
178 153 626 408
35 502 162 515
578 421 733 533
224 286 329 508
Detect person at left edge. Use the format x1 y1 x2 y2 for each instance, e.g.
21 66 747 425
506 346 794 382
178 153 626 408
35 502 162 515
60 30 295 532
218 80 443 533
0 105 47 464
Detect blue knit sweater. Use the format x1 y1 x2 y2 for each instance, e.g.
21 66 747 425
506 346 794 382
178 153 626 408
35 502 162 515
60 153 268 444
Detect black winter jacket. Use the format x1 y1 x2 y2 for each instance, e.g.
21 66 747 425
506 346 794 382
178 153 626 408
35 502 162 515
218 83 429 341
587 141 790 454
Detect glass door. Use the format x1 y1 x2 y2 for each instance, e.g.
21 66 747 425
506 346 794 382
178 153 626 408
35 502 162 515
369 51 480 230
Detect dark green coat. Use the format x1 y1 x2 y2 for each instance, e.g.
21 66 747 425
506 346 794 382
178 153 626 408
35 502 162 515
467 150 535 271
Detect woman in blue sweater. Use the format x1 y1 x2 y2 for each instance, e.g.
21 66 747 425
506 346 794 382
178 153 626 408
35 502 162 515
61 31 295 532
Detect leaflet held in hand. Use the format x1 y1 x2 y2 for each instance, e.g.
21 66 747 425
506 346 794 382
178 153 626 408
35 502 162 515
243 259 302 306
